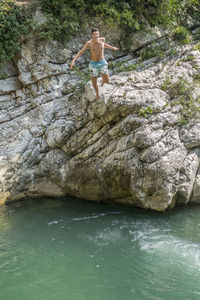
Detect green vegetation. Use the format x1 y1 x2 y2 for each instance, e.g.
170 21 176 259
109 43 166 74
161 76 171 90
184 54 195 61
138 106 154 118
172 26 191 44
168 48 177 56
140 43 165 60
122 63 138 72
109 60 138 73
1 0 200 67
0 72 8 80
0 0 32 67
38 0 156 42
161 76 200 125
158 0 200 26
27 152 33 158
38 0 200 44
110 42 166 75
193 42 200 51
193 72 200 82
73 66 90 83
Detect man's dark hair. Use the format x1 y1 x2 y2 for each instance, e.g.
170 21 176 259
91 28 99 33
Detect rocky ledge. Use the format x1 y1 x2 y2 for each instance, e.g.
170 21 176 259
0 37 200 211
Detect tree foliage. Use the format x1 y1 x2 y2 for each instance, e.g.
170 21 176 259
39 0 200 43
0 0 32 67
1 0 200 67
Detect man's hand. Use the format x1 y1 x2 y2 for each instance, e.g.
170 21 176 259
70 61 75 70
113 47 119 51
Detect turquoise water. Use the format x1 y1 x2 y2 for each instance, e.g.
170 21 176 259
0 199 200 300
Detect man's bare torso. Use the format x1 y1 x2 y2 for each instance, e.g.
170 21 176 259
70 31 119 98
88 37 105 61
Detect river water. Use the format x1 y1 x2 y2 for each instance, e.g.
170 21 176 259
0 198 200 300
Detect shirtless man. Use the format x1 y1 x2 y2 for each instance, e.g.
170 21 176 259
70 28 119 99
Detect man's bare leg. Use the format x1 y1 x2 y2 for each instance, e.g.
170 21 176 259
101 73 109 87
91 76 99 99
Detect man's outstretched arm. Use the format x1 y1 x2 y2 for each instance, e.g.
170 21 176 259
70 42 89 69
104 43 119 51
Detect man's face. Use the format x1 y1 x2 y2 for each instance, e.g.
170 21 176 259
92 31 99 40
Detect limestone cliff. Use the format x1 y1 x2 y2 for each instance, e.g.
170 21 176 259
0 26 200 211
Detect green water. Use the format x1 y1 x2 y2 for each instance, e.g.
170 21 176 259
0 199 200 300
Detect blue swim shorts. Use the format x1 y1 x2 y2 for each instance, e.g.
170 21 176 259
89 59 108 77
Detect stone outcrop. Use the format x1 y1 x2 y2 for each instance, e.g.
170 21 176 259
0 32 200 211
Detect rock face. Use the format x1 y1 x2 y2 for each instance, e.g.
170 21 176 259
0 35 200 211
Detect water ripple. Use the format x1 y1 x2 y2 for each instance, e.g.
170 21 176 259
1 200 200 299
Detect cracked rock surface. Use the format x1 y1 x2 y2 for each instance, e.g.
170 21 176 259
0 39 200 211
